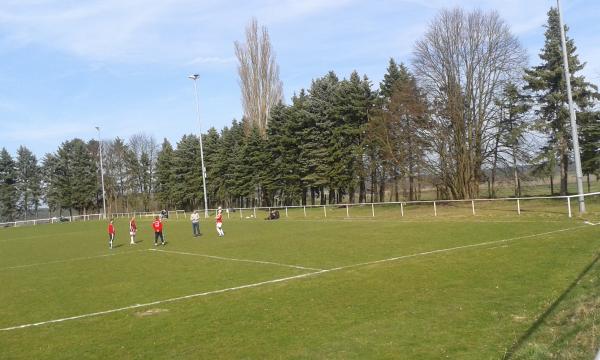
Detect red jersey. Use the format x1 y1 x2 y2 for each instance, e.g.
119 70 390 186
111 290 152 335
152 219 163 232
108 223 115 234
216 213 223 224
129 220 137 232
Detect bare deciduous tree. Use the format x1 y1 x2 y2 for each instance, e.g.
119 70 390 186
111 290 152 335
413 8 526 199
235 18 283 137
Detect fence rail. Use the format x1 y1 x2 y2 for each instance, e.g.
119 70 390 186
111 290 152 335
2 192 598 229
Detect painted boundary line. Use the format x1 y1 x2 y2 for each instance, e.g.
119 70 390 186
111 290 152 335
0 225 588 331
325 225 588 272
0 270 327 331
148 248 324 271
1 249 147 271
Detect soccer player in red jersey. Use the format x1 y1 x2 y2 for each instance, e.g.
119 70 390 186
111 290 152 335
108 219 115 249
152 216 165 246
129 216 137 245
216 207 224 237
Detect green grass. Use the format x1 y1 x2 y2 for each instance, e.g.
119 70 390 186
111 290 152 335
1 212 600 359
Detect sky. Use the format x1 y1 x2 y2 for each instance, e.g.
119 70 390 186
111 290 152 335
1 0 599 159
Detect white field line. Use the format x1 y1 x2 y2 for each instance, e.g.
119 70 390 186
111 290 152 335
485 245 509 250
0 270 327 331
0 225 587 331
148 248 323 271
325 226 587 272
1 249 147 271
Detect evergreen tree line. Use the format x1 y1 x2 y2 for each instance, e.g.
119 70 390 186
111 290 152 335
1 7 598 222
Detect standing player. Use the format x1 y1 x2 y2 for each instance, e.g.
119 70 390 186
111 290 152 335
108 219 115 249
129 216 137 245
152 215 165 246
216 207 224 237
191 210 201 237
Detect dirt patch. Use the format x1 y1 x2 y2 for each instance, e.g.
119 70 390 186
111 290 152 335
135 308 169 317
511 315 528 322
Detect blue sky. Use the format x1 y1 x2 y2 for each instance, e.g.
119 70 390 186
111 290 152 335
1 0 599 158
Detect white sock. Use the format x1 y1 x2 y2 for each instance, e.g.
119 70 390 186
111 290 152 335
130 236 134 244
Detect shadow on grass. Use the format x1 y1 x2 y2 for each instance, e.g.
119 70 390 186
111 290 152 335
503 251 600 359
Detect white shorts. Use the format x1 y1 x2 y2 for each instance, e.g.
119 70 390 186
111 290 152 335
130 231 136 236
217 223 222 229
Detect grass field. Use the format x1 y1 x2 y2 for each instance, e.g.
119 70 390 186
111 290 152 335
1 207 600 359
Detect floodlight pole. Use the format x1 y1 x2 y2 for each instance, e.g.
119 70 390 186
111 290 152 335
95 126 107 220
557 0 585 213
188 74 209 218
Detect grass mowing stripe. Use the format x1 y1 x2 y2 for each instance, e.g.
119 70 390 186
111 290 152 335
0 230 89 243
148 248 324 271
325 225 586 272
0 270 326 332
1 249 147 271
1 225 584 332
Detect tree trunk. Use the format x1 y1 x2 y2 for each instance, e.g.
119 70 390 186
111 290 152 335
550 174 554 195
560 153 568 196
328 188 335 205
320 186 326 205
379 174 385 203
393 170 399 202
359 177 366 203
512 147 520 197
587 174 591 193
349 186 355 203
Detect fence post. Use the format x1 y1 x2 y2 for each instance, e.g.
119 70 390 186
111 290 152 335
517 199 521 215
253 207 256 219
433 201 437 216
371 203 375 217
227 209 230 219
303 206 306 217
346 204 349 218
323 206 327 218
401 203 404 217
471 200 475 215
240 208 243 219
567 197 572 218
285 207 288 217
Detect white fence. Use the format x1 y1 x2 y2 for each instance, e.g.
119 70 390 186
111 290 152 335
1 193 598 229
202 191 600 220
0 213 104 228
0 210 188 229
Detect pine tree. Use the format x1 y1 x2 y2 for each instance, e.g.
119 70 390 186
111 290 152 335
300 71 339 204
202 128 222 208
525 7 600 195
333 71 374 203
155 139 175 208
54 139 97 216
493 83 532 197
15 146 41 219
0 148 18 222
579 111 600 190
171 134 203 210
41 153 60 215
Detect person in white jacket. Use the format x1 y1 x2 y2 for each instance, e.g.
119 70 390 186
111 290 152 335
191 210 201 237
